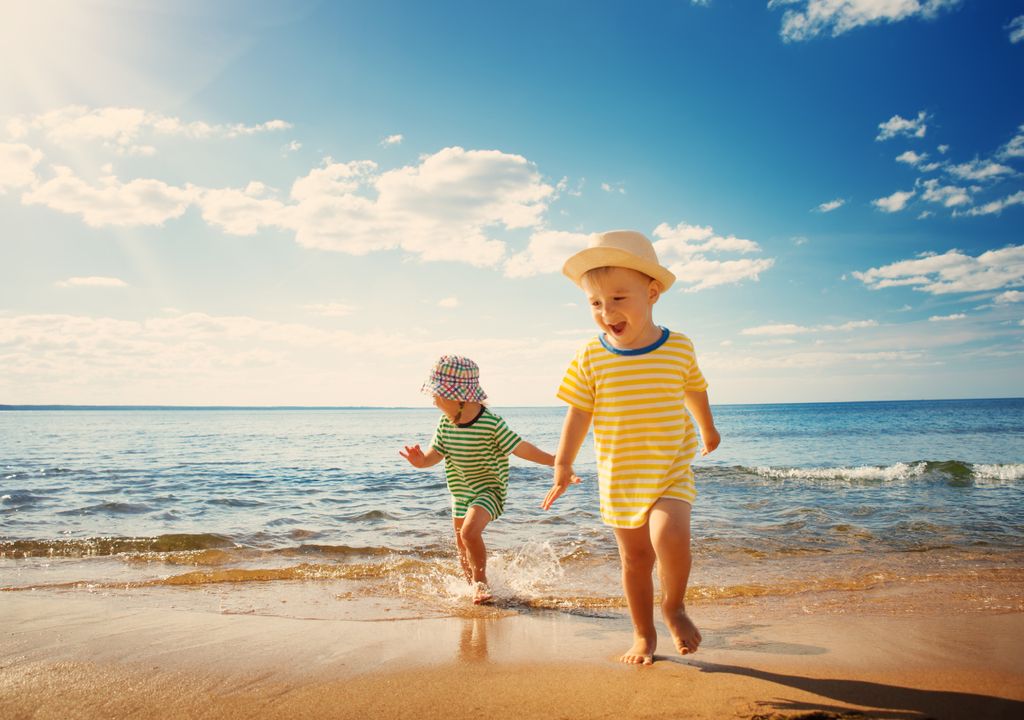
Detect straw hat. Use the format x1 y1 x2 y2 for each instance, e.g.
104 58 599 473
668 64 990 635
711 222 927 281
562 230 675 291
420 355 487 402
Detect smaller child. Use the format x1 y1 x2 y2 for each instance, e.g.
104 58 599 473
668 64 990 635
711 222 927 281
401 355 563 604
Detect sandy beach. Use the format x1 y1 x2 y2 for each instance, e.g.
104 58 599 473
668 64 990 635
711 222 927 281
2 589 1022 720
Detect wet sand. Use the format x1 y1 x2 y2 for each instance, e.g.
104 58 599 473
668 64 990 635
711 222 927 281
2 592 1023 720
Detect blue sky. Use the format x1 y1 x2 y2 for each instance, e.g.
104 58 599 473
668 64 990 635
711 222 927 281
1 0 1022 406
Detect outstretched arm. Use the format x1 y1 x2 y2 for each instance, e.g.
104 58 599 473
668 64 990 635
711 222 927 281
684 390 720 456
512 441 555 466
542 406 592 510
399 444 444 468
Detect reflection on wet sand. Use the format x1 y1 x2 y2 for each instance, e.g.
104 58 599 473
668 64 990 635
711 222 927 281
459 618 489 662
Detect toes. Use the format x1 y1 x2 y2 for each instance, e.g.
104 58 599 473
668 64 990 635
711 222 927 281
619 654 653 665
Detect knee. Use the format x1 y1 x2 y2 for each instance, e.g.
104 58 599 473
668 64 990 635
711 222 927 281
619 548 656 575
459 524 481 544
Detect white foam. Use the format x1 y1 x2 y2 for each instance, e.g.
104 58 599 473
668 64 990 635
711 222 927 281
489 541 565 600
754 462 927 484
971 463 1024 483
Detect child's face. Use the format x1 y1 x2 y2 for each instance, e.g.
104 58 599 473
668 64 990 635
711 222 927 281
433 394 462 420
581 267 662 350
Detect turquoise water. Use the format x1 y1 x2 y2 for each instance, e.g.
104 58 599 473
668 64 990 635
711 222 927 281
2 399 1022 616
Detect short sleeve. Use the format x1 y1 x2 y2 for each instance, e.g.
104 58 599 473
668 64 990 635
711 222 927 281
492 416 522 456
556 345 595 412
429 417 447 456
684 340 709 392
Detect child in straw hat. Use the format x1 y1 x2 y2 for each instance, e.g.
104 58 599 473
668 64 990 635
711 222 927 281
543 230 720 664
401 355 568 604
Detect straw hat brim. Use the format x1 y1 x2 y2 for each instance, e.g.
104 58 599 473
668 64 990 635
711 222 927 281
563 247 676 291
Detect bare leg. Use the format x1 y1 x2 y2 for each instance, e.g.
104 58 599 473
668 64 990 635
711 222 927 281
459 505 492 603
613 525 658 665
452 517 473 584
649 498 701 655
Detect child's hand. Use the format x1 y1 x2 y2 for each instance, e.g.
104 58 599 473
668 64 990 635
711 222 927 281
541 465 581 510
700 426 721 456
400 444 428 467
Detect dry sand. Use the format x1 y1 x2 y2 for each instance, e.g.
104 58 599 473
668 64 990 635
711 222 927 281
2 592 1022 719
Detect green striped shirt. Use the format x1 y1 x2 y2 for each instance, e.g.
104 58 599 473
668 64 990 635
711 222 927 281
430 408 522 520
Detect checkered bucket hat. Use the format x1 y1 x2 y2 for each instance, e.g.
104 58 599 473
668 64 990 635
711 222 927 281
420 355 487 402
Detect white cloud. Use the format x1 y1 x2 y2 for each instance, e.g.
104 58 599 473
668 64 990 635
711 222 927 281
556 176 585 198
198 185 287 236
0 143 42 190
938 144 950 154
0 311 586 405
998 125 1024 160
55 276 128 288
707 348 927 371
301 302 354 317
437 297 459 308
853 245 1024 294
917 210 934 219
771 0 961 42
815 198 844 212
946 159 1014 182
284 140 302 154
199 147 554 268
742 323 813 336
6 105 291 156
669 256 776 292
824 319 879 331
955 191 1024 217
994 290 1024 304
741 319 877 336
600 182 626 194
10 138 558 271
652 222 774 292
1008 15 1024 43
22 166 196 227
290 159 378 201
929 313 966 322
896 150 928 166
919 178 971 207
504 229 589 278
876 111 929 141
381 134 404 146
872 188 915 212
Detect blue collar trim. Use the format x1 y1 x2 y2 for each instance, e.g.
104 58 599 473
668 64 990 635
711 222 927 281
599 326 670 356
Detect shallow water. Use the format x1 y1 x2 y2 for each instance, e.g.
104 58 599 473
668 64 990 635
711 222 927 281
2 399 1023 618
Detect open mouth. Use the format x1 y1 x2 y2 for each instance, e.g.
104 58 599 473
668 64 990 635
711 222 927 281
609 322 626 335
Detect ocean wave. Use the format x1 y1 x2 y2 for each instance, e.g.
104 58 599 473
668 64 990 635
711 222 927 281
972 463 1024 482
57 501 156 516
0 533 235 559
740 461 1023 486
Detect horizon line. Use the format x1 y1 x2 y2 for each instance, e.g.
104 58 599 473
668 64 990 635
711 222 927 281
2 396 1022 411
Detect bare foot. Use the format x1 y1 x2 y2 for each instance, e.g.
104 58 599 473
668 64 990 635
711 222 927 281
663 607 701 655
620 634 656 665
472 582 493 605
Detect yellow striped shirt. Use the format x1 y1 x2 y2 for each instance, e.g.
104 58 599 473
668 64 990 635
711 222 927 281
557 328 708 528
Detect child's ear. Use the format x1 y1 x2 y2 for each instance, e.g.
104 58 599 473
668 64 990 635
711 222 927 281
648 280 662 304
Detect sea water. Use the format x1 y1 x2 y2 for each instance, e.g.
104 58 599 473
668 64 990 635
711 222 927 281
2 399 1022 619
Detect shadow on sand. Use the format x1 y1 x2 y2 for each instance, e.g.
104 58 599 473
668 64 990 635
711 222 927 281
676 659 1024 720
